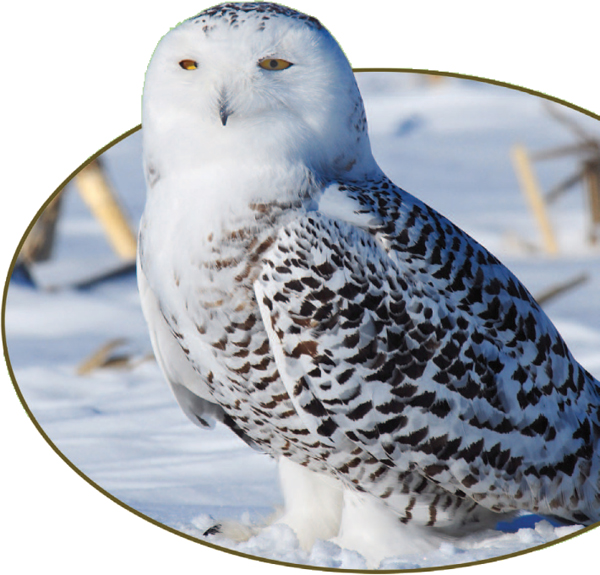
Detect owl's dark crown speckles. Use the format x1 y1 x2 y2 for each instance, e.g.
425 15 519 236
189 2 322 30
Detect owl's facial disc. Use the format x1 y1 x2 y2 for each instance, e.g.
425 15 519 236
215 57 294 126
176 50 296 127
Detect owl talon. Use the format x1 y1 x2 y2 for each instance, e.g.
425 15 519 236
203 524 222 537
201 518 262 542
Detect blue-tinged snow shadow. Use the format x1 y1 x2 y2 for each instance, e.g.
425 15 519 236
496 513 566 533
394 114 425 137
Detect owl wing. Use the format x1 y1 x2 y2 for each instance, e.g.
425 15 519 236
253 182 598 519
137 260 225 428
138 259 258 447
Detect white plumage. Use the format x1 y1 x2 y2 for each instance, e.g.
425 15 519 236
138 2 600 564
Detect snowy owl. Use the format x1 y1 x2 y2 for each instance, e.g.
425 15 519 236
137 2 600 564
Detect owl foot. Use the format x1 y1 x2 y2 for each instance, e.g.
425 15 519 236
202 518 264 543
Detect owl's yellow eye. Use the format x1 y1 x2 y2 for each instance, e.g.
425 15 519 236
179 59 198 70
259 58 293 71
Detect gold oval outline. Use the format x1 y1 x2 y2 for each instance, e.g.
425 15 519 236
2 68 599 574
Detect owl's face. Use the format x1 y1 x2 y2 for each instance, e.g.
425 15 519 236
142 6 376 183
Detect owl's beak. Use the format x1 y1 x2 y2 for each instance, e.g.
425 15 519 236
219 104 232 126
218 89 233 126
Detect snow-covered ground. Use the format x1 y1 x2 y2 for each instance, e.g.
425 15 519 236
4 72 600 570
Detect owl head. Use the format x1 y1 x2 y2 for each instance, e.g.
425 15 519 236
142 3 378 187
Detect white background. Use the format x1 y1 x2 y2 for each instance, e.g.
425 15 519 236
2 1 599 573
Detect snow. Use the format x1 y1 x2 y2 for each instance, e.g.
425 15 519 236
4 72 600 570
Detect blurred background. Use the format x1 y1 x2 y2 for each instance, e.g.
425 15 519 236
3 71 600 568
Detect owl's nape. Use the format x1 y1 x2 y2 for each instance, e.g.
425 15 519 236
138 2 600 566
